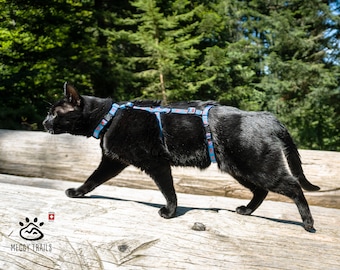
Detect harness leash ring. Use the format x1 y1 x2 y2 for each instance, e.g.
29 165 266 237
93 102 217 163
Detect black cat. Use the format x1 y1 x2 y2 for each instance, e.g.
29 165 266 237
43 83 320 232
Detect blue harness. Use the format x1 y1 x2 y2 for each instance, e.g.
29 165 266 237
93 102 217 163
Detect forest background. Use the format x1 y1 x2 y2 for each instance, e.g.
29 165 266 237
0 0 339 150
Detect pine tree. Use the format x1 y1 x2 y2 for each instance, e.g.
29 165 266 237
0 0 96 129
125 0 203 103
251 0 340 150
195 0 264 109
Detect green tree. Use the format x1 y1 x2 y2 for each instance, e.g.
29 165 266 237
0 0 96 129
250 0 340 150
90 0 140 100
195 0 339 149
186 0 263 109
122 0 204 103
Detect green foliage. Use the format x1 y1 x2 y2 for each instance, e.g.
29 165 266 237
123 0 204 102
0 0 339 150
0 0 96 129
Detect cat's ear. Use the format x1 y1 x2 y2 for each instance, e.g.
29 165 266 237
64 82 81 106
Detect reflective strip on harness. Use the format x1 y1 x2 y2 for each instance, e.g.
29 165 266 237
93 102 217 163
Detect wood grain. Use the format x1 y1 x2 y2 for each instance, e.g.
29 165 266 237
0 175 339 270
0 129 339 209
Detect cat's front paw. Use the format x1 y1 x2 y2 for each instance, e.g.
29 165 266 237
158 206 176 219
236 205 253 215
65 188 84 198
303 218 316 233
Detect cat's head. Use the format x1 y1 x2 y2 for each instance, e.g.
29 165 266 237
43 82 103 137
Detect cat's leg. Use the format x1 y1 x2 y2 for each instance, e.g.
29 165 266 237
143 160 177 219
236 187 268 215
66 156 127 198
269 175 315 232
229 176 268 215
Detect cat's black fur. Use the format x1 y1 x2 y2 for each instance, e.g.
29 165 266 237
43 83 320 232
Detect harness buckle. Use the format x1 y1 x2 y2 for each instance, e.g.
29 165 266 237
103 114 112 122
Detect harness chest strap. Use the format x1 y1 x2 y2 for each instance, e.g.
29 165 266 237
92 103 120 139
93 103 217 163
202 105 216 163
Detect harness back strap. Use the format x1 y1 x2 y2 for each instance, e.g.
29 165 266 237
93 102 217 163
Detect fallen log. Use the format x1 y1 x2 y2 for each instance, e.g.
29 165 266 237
0 175 339 270
0 129 339 209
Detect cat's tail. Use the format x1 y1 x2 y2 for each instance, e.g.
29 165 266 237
277 123 320 191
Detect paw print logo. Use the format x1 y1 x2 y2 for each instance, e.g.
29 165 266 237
19 217 44 241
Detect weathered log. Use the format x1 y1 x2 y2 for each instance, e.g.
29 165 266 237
0 175 339 269
0 129 339 209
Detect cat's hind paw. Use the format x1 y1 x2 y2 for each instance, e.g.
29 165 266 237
236 205 253 215
158 206 176 219
65 188 84 198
